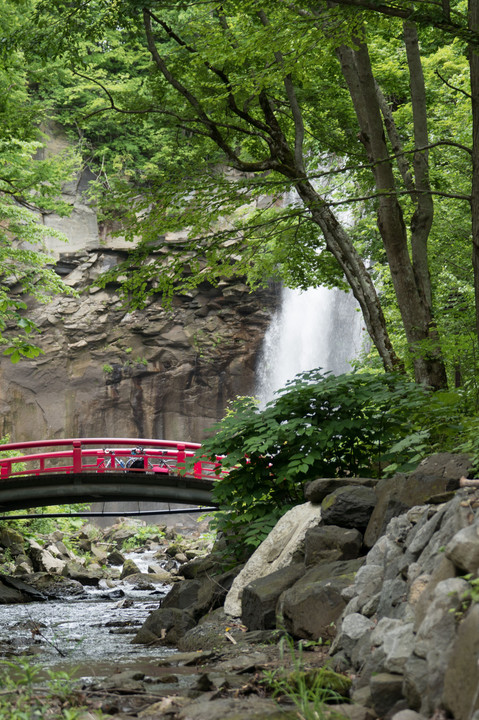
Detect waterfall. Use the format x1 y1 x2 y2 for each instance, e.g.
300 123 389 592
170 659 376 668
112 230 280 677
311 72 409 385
255 285 365 406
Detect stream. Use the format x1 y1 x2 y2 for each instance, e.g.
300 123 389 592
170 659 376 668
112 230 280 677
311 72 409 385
0 550 179 682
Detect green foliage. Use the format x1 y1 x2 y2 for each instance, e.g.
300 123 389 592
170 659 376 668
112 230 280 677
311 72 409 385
121 524 165 551
200 371 440 558
0 657 93 720
21 0 477 388
0 0 81 362
200 370 479 558
6 510 89 538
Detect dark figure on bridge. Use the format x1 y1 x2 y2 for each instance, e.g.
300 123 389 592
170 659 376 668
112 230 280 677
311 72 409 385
127 446 145 473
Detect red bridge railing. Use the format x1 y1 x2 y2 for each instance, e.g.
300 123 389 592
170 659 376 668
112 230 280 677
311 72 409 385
0 438 224 482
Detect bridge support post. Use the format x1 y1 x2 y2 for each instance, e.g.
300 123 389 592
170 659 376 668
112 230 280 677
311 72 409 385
177 444 186 476
0 462 10 480
73 440 82 473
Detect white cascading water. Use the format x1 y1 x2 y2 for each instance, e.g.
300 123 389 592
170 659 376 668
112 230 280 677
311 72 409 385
255 285 366 407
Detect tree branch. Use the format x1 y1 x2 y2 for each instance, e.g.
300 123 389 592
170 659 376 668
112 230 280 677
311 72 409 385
258 9 306 174
142 9 279 174
435 68 472 98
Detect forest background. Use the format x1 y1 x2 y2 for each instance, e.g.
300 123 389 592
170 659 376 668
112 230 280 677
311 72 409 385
3 0 479 552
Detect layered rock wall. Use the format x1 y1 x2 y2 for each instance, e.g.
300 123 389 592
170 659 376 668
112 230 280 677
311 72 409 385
1 139 278 442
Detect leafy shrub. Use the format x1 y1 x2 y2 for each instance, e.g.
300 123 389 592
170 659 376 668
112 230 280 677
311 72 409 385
0 657 91 719
198 370 461 559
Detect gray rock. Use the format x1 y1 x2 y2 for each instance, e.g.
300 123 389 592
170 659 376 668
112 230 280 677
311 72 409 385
353 564 384 608
106 549 125 565
391 712 426 720
175 696 291 720
412 556 456 629
330 612 375 658
304 477 376 503
241 563 305 630
382 622 415 674
163 568 238 621
443 603 479 720
224 502 322 617
407 506 446 556
181 555 221 579
132 607 196 645
364 476 411 548
278 558 363 641
28 543 66 574
26 572 85 598
376 578 409 619
0 527 25 555
61 560 103 586
403 654 429 711
369 672 405 717
365 534 404 573
370 617 403 646
365 454 472 547
120 558 141 579
414 577 470 715
304 525 363 566
445 522 479 573
321 486 377 531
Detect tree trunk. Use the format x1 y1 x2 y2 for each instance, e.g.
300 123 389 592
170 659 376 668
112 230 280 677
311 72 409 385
469 0 479 340
337 39 447 388
295 180 402 372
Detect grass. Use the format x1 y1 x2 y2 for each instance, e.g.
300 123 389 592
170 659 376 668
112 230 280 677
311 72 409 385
261 635 352 720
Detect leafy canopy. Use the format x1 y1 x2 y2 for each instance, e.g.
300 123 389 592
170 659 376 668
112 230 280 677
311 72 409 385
0 0 80 361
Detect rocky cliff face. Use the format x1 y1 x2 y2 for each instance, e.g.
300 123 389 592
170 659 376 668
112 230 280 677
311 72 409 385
0 141 278 443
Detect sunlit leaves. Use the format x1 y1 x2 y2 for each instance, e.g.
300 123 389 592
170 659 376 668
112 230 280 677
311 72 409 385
198 370 446 558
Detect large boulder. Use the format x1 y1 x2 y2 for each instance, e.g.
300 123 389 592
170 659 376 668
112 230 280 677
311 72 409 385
277 558 363 641
61 560 103 586
0 579 33 604
224 502 322 617
24 572 85 598
305 478 377 504
241 563 305 631
0 527 25 555
320 486 377 531
0 575 47 603
28 540 66 574
364 453 472 547
132 607 196 645
162 567 239 621
120 558 141 579
304 525 363 566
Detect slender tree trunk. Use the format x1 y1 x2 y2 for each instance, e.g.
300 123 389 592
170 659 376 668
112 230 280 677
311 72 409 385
337 39 447 388
295 180 402 372
469 0 479 339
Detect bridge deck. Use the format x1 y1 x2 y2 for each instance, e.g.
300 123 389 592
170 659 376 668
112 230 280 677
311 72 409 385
0 438 222 512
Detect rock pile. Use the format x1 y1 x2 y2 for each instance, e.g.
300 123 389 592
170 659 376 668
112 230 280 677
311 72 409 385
131 453 479 719
0 519 206 602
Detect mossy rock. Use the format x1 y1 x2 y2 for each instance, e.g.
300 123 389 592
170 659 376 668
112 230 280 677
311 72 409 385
120 558 141 579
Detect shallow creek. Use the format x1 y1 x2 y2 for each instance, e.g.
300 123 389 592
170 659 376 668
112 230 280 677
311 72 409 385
0 550 180 683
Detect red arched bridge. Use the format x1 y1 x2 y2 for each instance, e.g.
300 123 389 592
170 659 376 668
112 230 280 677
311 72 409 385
0 438 223 515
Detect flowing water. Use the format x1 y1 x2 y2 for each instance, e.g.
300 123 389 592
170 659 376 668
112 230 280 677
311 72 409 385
256 285 365 406
0 551 177 680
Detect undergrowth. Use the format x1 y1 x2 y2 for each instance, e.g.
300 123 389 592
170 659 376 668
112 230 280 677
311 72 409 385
260 635 351 720
0 656 102 719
